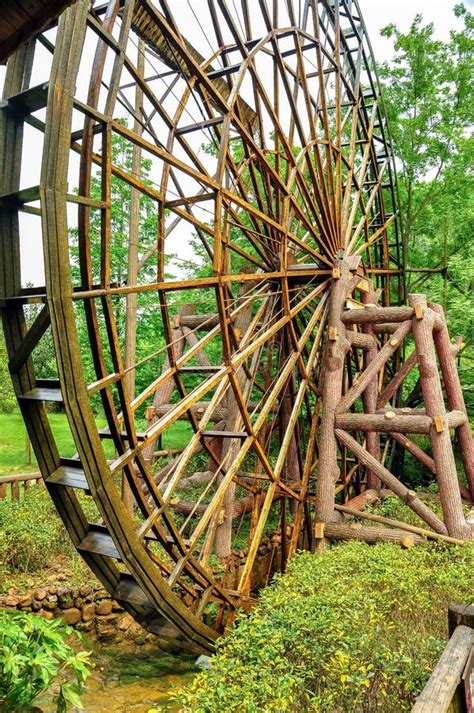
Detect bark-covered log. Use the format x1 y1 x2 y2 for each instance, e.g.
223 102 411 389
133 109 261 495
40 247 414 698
315 259 352 531
334 504 466 546
324 521 423 546
335 428 448 534
172 490 283 519
389 432 436 474
430 303 474 500
336 320 412 413
409 294 470 540
341 306 414 325
378 350 418 408
361 287 380 489
335 412 433 434
346 330 375 350
342 488 379 514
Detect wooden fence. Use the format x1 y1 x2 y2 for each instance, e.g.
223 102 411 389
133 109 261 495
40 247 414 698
0 472 43 500
412 605 474 712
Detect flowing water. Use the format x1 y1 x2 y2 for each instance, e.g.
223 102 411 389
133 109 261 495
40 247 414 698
36 640 200 712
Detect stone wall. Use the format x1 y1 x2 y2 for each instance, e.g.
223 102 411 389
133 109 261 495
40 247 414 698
0 583 153 645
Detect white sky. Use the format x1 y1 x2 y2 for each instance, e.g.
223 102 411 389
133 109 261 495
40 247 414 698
0 0 470 285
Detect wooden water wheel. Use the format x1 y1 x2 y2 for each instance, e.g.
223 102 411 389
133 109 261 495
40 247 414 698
1 0 423 652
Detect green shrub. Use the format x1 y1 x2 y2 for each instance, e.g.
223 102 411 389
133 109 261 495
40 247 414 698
0 610 92 712
176 541 474 712
0 486 98 571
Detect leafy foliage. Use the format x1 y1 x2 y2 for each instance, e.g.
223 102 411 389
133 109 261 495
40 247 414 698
379 4 474 406
0 610 92 712
0 325 16 414
0 486 98 572
176 541 474 712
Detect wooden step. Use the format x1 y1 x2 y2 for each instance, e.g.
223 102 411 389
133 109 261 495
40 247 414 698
1 287 47 305
19 379 62 402
78 524 121 560
203 430 247 439
113 573 154 610
47 459 90 492
98 428 146 441
0 82 49 115
0 185 40 208
176 116 223 135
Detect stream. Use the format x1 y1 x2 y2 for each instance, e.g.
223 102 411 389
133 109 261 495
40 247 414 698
36 640 200 712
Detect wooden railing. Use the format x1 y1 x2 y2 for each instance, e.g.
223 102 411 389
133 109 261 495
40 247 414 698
412 605 474 712
0 472 43 500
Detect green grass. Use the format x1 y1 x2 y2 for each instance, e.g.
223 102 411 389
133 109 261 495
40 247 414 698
0 410 191 476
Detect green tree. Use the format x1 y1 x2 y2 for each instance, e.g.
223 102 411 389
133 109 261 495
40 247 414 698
379 4 474 403
0 324 15 413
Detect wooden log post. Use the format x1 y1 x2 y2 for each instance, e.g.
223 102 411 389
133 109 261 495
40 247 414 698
409 294 471 540
142 304 194 465
122 39 145 514
361 284 380 489
214 270 255 559
315 257 352 537
430 303 474 501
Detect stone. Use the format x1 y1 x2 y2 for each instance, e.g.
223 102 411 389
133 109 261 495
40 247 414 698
118 613 133 632
61 608 81 626
48 585 57 594
74 598 83 609
97 625 117 642
18 594 32 607
96 600 113 616
4 595 20 607
34 588 47 601
81 603 96 622
77 620 95 633
111 600 124 612
79 584 92 597
31 600 42 611
38 610 54 621
42 596 57 611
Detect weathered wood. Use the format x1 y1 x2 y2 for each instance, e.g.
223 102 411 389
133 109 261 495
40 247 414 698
412 625 473 712
409 295 470 540
448 604 474 636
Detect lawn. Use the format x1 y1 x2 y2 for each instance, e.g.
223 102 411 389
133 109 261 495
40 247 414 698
0 410 192 476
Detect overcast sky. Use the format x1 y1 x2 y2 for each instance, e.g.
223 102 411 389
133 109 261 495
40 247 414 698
0 0 470 285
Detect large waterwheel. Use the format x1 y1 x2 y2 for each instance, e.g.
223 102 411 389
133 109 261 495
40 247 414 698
1 0 406 651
